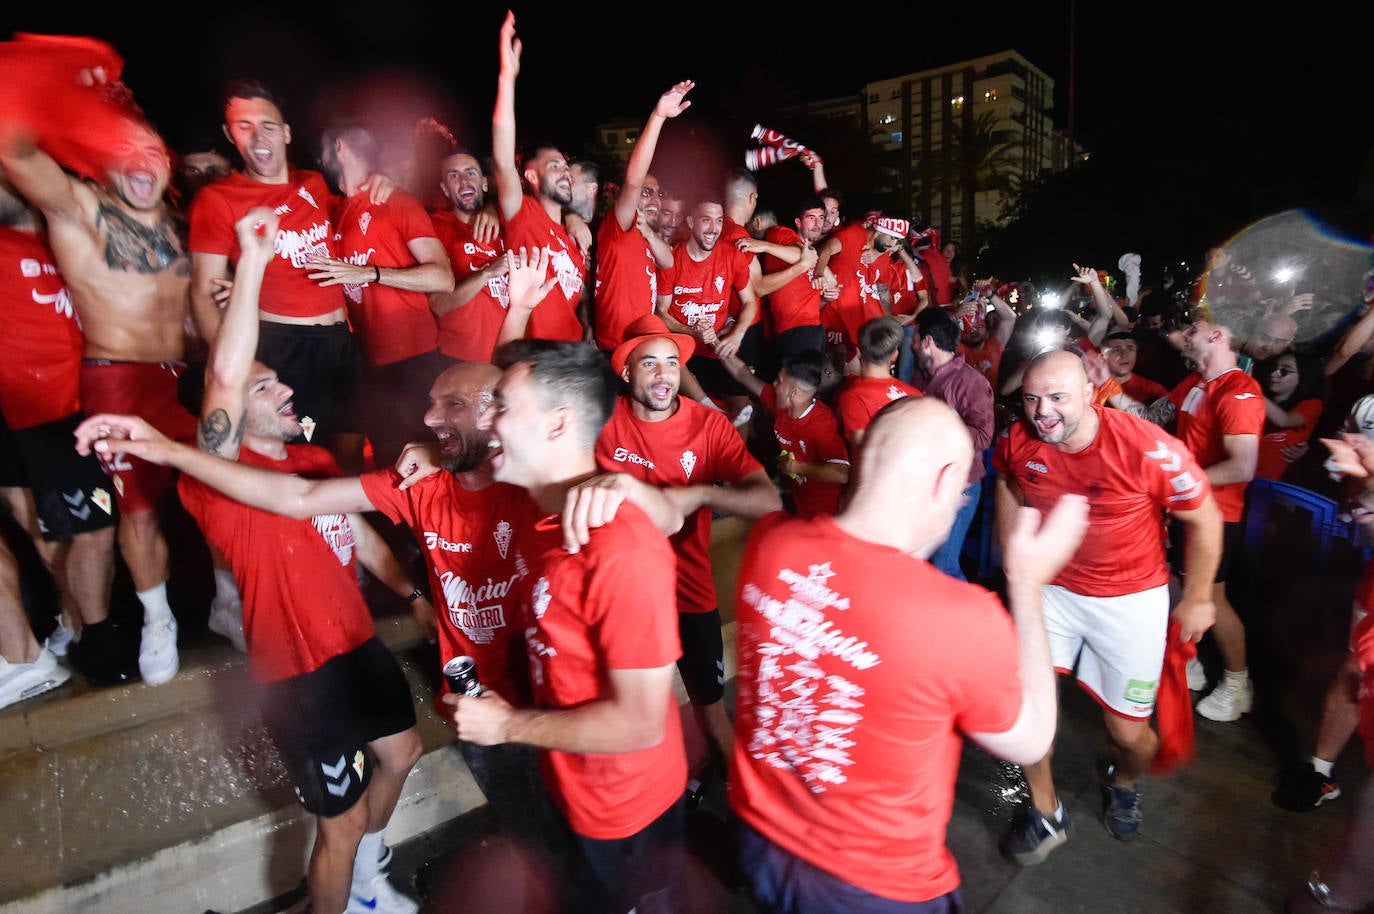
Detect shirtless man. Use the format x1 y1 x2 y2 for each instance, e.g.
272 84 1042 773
0 77 199 685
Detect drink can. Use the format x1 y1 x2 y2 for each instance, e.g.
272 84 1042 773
442 656 483 697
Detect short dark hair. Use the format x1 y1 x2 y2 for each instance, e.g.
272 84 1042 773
858 316 904 364
915 307 960 353
796 195 827 219
1103 330 1134 346
519 142 564 173
780 350 825 389
222 78 286 117
492 340 618 448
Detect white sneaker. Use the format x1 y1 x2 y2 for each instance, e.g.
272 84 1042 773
44 616 76 659
1195 675 1253 722
732 404 754 429
138 615 179 686
1185 656 1207 691
208 598 248 653
0 648 71 710
344 874 418 914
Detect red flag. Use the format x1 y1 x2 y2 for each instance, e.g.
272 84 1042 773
1151 621 1196 774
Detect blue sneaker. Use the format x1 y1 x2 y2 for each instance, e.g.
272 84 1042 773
1000 802 1071 865
1103 780 1142 841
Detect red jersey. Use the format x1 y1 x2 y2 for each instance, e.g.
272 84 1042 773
759 384 848 517
731 512 1022 902
722 216 761 328
1120 372 1169 404
761 225 821 336
821 223 889 352
591 214 656 351
1257 398 1322 481
188 170 343 320
0 227 83 428
994 407 1211 597
178 445 373 682
834 375 922 448
595 397 763 614
957 337 1005 392
500 196 585 342
360 469 537 702
658 241 752 360
887 258 926 318
430 211 509 362
1169 368 1266 522
334 189 440 365
917 247 954 306
514 505 685 840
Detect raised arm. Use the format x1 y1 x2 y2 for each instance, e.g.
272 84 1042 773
0 128 88 228
198 208 277 459
490 10 526 222
612 81 694 231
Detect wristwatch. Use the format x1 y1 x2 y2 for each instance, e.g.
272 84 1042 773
1306 872 1361 911
406 588 424 604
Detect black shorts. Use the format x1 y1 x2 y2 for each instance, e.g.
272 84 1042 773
256 320 363 442
569 795 685 914
762 324 825 383
677 609 725 706
0 412 119 540
260 637 417 818
344 349 449 469
1169 518 1243 584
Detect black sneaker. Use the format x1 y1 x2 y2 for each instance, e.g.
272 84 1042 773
1272 764 1342 811
1000 803 1071 866
68 618 140 686
1103 782 1142 841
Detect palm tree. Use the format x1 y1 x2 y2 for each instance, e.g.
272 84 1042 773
915 109 1020 243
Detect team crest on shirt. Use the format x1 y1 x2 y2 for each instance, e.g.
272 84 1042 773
494 520 512 559
714 275 724 294
300 416 316 441
352 750 365 780
359 212 372 235
297 186 319 210
680 450 697 479
92 488 113 514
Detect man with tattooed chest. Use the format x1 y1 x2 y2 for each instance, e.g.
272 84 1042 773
0 105 200 687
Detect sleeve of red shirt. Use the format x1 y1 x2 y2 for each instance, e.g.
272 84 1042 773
358 468 414 528
187 187 237 256
1215 377 1267 436
703 410 764 481
584 512 681 669
813 408 850 464
391 192 441 242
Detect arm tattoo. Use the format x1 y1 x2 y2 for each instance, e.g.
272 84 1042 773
1120 396 1176 427
198 408 245 455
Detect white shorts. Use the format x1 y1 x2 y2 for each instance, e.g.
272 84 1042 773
1042 583 1170 720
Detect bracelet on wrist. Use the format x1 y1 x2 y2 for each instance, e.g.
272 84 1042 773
373 264 381 284
405 587 424 604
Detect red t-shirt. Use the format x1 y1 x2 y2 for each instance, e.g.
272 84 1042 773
0 227 83 428
177 445 374 682
514 505 685 840
994 407 1211 597
188 170 344 320
761 225 821 336
500 196 585 342
360 469 537 702
334 189 440 365
1256 398 1323 481
722 216 761 328
887 258 926 318
595 396 763 614
591 214 656 352
430 210 509 362
658 241 752 360
957 337 1005 392
834 375 922 448
759 384 848 517
822 223 889 353
916 247 954 306
1120 372 1169 404
731 512 1022 902
1169 368 1266 522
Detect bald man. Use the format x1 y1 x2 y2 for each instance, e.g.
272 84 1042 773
1244 311 1299 363
731 395 1090 913
993 349 1224 861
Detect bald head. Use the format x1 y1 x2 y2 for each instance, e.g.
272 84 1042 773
1249 312 1297 360
1021 349 1098 452
424 361 502 473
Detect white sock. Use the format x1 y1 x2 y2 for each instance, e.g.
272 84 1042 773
137 582 173 623
1312 757 1335 777
213 568 240 605
354 830 384 883
1222 668 1249 687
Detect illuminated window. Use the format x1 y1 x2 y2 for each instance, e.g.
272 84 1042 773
984 89 998 102
879 114 896 126
950 95 965 113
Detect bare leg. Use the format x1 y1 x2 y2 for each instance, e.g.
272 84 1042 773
0 537 42 665
310 798 370 914
1314 653 1362 762
117 509 169 594
1022 753 1059 816
61 528 116 626
363 727 423 833
1103 715 1159 788
696 699 735 772
1210 581 1247 673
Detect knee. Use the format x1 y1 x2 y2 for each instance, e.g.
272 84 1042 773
378 727 423 773
316 796 370 850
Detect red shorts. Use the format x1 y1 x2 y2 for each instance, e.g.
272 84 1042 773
80 360 198 513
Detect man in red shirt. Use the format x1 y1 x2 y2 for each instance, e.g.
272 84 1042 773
589 81 694 354
313 121 454 471
736 196 829 377
834 316 922 450
1102 330 1169 404
657 195 760 420
429 151 510 363
596 313 781 789
448 336 689 914
815 216 905 365
1169 316 1266 722
719 348 850 517
79 209 427 914
490 12 587 343
732 395 1089 913
994 349 1222 859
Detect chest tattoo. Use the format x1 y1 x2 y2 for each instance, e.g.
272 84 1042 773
97 203 188 274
